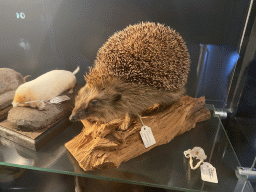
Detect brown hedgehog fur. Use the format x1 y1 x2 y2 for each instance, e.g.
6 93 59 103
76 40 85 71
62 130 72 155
94 22 190 91
70 22 190 130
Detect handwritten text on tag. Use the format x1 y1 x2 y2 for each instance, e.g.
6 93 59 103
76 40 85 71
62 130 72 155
200 162 218 183
140 125 156 148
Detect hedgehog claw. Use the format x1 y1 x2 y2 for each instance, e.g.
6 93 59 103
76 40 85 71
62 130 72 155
119 113 131 131
119 122 129 131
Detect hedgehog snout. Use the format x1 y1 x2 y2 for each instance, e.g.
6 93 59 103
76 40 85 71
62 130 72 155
69 109 88 122
69 113 78 122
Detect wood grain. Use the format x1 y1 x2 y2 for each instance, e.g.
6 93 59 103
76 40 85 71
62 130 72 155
65 96 211 171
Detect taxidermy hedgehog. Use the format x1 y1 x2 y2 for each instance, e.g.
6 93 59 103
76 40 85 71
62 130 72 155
70 22 190 130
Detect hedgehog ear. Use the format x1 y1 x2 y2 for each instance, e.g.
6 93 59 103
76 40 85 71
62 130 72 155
113 93 122 102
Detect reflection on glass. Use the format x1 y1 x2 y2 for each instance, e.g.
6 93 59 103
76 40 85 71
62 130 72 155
19 38 30 50
196 44 240 108
16 12 25 19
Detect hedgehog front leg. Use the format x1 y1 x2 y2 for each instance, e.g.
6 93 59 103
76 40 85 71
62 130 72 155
119 112 132 131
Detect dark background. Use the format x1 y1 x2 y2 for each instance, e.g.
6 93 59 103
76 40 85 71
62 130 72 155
1 0 255 191
0 0 250 81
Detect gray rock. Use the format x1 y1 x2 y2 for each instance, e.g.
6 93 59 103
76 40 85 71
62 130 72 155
0 91 15 110
0 68 25 95
7 101 73 131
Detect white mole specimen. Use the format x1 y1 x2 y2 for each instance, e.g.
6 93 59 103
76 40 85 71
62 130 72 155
12 67 80 108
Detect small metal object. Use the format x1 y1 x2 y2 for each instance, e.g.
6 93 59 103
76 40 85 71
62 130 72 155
214 108 228 119
237 157 256 179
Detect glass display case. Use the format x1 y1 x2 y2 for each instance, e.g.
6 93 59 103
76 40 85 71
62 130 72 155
0 105 253 191
0 0 255 191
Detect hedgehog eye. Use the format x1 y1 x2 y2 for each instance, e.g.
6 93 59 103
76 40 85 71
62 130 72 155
113 93 121 102
89 99 99 106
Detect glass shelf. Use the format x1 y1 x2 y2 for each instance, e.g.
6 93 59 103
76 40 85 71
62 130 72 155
0 105 253 192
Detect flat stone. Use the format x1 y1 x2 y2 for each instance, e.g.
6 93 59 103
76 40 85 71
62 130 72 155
7 101 73 131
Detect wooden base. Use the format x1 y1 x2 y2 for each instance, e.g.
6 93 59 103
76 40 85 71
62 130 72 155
0 117 72 151
65 96 211 171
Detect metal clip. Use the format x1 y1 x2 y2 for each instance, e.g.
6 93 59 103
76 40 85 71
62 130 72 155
237 157 256 180
214 108 228 119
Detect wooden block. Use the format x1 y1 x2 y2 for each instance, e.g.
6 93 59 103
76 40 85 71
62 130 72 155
0 117 72 151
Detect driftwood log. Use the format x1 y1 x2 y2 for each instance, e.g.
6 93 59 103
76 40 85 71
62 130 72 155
65 96 211 171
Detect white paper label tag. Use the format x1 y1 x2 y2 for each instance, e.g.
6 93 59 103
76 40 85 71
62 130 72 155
140 125 156 148
200 162 218 183
50 95 70 104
